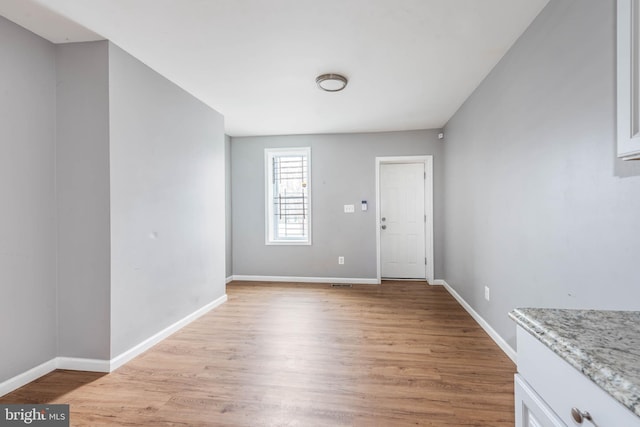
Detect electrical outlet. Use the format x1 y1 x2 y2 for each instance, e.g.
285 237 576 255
484 286 490 301
338 256 344 265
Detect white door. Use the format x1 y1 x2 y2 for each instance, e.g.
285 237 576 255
380 163 426 279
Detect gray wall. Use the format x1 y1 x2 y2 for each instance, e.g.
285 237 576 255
443 0 640 350
108 43 227 356
232 130 444 279
0 16 57 382
0 22 226 386
225 134 233 278
56 41 111 359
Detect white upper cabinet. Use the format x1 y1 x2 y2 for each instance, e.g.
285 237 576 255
618 0 640 160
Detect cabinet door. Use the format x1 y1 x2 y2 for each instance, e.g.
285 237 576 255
515 375 566 427
618 0 640 159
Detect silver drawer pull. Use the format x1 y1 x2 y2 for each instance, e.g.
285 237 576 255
571 408 595 425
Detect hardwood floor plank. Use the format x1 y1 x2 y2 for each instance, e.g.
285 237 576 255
0 281 515 426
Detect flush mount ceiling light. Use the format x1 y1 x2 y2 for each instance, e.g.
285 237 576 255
316 73 348 92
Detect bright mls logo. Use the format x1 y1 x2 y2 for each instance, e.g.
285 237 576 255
0 405 69 426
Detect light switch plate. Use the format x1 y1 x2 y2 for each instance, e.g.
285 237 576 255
344 204 355 213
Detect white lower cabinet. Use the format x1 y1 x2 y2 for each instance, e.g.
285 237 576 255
515 326 640 427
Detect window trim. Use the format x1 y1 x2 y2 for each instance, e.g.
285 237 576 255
264 147 312 245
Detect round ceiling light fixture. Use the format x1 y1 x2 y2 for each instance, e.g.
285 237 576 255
316 73 348 92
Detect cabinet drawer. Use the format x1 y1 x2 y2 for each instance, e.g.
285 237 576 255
517 327 640 426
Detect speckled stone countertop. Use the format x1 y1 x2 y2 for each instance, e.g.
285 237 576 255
509 308 640 418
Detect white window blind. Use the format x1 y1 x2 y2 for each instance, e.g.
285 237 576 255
265 147 311 244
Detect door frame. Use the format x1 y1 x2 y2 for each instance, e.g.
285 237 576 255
375 155 434 283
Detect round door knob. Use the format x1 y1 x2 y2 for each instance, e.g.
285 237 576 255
571 408 593 424
381 225 387 230
381 217 386 222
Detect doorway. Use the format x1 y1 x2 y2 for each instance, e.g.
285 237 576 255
375 156 434 283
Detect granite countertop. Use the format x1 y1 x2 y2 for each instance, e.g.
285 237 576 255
509 308 640 418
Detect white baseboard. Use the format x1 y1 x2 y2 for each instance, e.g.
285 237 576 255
59 291 227 372
231 275 379 285
109 293 227 371
57 357 110 373
225 276 233 284
430 279 447 286
0 359 57 397
437 280 516 363
0 293 228 397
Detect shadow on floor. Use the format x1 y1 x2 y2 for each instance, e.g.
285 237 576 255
0 370 108 404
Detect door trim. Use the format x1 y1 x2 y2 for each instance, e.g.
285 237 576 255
375 156 434 283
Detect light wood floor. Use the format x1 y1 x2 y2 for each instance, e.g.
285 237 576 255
1 281 516 426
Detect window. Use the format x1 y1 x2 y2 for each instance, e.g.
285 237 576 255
265 147 311 245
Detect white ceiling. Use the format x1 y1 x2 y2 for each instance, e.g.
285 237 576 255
0 0 549 136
